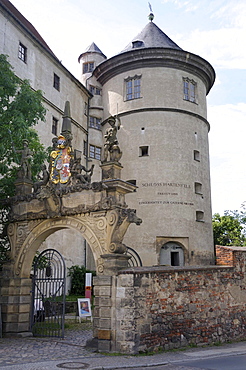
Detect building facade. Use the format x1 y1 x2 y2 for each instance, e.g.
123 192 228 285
79 17 216 266
0 0 91 276
1 1 216 268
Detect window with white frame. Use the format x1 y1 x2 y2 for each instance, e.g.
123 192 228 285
125 75 141 100
89 85 101 95
89 116 101 130
183 77 196 103
89 144 101 160
18 42 27 63
83 62 94 74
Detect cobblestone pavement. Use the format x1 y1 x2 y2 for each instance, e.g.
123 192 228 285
0 321 99 367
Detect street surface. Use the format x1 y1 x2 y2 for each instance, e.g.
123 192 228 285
0 322 246 369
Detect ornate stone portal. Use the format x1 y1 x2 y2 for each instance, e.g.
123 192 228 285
0 102 141 335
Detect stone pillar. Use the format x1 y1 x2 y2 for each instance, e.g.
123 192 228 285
93 254 130 352
14 179 33 195
101 161 123 181
0 274 32 335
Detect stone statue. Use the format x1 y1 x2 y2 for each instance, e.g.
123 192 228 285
16 139 32 180
71 158 94 184
33 164 49 192
102 116 122 163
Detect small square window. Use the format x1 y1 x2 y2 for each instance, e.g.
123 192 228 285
52 117 58 135
139 146 149 157
194 150 200 161
194 182 202 194
196 211 204 222
18 43 27 63
53 73 60 91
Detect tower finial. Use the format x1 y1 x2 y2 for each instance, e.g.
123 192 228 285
148 2 154 21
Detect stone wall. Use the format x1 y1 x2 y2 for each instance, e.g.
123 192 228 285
94 246 246 354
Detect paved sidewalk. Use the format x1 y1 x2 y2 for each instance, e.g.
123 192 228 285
0 322 246 369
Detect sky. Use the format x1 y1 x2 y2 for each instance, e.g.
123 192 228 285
10 0 246 215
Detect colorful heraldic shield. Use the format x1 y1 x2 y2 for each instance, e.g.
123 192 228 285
50 135 72 184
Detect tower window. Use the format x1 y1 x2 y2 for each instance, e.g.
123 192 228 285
194 150 200 161
84 102 88 116
89 116 101 130
125 75 141 100
83 140 87 156
194 182 202 195
196 211 204 222
83 62 94 73
89 85 101 95
139 146 149 157
18 42 27 63
52 117 58 136
53 73 60 91
183 77 196 103
89 144 101 160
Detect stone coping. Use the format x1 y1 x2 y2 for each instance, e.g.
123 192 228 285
118 264 234 275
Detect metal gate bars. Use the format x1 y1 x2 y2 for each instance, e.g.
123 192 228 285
30 249 66 338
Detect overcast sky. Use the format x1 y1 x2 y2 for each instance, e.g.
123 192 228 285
10 0 246 215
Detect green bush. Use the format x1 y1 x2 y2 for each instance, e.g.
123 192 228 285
67 265 96 296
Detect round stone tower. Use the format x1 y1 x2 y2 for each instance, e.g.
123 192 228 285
82 15 216 266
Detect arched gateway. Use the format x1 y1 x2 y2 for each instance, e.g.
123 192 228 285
0 103 141 336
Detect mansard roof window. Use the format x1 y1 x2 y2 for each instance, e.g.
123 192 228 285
132 40 144 48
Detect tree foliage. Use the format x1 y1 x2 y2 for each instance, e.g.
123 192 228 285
0 54 46 199
67 265 96 296
0 54 47 267
212 203 246 247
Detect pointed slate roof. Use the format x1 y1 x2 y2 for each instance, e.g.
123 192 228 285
120 21 182 53
78 42 107 62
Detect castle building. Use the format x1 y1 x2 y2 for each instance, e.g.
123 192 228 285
1 1 216 268
79 13 216 266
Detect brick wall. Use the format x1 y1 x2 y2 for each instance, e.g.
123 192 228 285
111 246 246 354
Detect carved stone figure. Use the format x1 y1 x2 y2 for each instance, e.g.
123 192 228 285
33 164 49 192
16 139 32 180
102 116 122 163
71 159 94 184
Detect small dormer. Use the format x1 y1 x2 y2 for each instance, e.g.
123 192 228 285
132 40 144 49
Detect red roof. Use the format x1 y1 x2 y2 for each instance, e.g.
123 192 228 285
1 0 58 59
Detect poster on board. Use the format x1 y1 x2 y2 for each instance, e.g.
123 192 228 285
77 298 92 321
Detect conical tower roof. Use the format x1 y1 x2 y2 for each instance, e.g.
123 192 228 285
120 21 182 53
78 42 106 62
